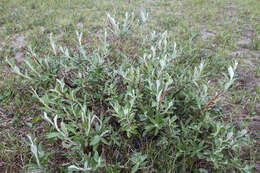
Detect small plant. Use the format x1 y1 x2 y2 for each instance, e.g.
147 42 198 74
7 11 254 172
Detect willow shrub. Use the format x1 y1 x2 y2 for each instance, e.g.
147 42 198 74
7 11 253 172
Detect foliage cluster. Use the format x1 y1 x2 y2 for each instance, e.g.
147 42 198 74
7 11 253 172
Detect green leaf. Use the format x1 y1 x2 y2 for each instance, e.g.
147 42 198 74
33 115 41 123
26 122 33 128
131 164 139 173
61 122 68 136
169 116 177 124
226 132 233 141
90 135 101 146
46 132 61 139
66 125 77 134
239 129 247 137
199 168 208 173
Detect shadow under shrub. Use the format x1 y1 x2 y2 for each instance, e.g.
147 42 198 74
7 11 254 172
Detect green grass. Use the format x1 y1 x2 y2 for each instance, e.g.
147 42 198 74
0 0 259 172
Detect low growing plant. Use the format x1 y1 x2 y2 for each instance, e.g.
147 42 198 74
7 11 254 172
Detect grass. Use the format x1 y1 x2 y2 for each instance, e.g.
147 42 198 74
0 0 259 172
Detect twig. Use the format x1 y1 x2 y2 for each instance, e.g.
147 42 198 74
202 91 223 113
24 46 41 66
159 82 188 111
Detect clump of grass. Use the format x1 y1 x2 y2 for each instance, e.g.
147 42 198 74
7 11 254 172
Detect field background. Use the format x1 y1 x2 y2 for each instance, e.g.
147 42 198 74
0 0 259 172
